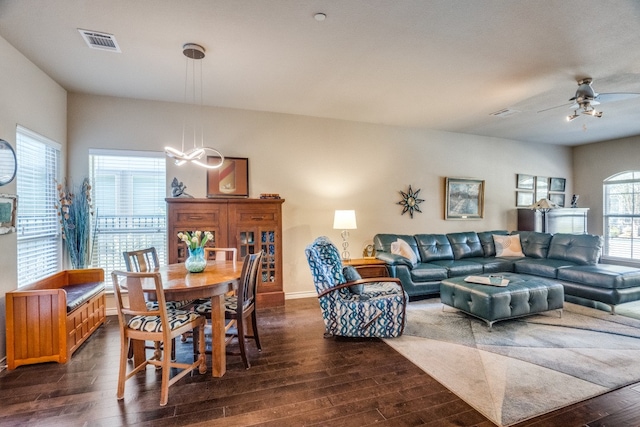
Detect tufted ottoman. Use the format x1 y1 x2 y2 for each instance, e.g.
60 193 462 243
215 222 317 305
440 272 564 329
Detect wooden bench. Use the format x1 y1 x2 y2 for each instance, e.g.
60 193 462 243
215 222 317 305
5 268 106 369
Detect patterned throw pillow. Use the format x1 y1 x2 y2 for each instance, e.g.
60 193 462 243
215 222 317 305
391 238 418 267
493 234 525 257
343 265 364 294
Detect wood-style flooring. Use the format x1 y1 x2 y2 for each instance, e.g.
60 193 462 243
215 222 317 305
1 298 640 426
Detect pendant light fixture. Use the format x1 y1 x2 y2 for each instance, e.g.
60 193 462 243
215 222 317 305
165 43 224 169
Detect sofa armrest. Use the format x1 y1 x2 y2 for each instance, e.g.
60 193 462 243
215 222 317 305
376 252 413 268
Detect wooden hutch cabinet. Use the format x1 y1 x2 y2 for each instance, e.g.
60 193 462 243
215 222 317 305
166 198 285 307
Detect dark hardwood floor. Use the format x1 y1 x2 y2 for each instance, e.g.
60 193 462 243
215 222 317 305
2 298 640 426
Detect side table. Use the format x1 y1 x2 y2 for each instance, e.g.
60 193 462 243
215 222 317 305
343 258 389 278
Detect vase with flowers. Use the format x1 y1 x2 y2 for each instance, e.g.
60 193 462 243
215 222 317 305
178 230 213 273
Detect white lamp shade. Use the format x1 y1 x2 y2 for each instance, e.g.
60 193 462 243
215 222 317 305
529 198 558 210
333 210 357 229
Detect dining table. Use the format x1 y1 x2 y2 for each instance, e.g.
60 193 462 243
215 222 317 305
131 260 241 377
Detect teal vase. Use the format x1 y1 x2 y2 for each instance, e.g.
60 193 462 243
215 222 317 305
185 247 206 273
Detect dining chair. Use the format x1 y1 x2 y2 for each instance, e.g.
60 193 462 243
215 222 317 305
204 247 238 263
194 251 263 369
123 247 192 360
111 270 206 406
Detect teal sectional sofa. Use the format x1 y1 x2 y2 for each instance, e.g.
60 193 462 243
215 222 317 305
374 230 640 313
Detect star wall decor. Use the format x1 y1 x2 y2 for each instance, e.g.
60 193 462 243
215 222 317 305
397 185 424 218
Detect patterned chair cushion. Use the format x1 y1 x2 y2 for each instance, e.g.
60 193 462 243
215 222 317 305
146 300 193 310
127 310 202 333
312 236 346 284
193 295 237 315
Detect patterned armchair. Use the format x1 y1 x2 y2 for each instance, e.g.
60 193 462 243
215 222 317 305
305 236 407 338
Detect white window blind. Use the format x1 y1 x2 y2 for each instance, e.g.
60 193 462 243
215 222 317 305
89 150 167 275
16 126 62 286
603 171 640 261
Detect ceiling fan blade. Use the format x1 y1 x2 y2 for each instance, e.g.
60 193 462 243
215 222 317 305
537 101 573 113
595 92 640 103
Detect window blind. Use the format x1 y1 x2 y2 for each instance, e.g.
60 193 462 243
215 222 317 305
16 126 61 286
89 150 167 275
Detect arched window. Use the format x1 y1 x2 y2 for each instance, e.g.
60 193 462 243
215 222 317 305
603 171 640 261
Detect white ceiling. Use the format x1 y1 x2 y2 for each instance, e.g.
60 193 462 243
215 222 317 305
2 0 640 146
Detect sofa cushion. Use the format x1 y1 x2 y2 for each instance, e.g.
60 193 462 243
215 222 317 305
429 259 484 277
409 263 449 282
513 231 552 259
391 239 418 267
343 266 364 294
415 234 453 262
493 234 524 257
547 233 602 265
514 257 577 278
477 230 509 257
557 264 640 290
63 282 105 313
447 232 484 260
465 257 515 273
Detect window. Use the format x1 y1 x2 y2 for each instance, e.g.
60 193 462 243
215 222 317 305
16 126 61 286
603 171 640 261
90 150 167 275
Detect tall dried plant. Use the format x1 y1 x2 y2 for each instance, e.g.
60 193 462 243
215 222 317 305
56 178 93 269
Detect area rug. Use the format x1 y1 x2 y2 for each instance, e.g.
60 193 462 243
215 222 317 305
383 298 640 426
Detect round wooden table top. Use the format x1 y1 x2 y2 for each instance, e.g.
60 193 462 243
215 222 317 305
142 260 242 301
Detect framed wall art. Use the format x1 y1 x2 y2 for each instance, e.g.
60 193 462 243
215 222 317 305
516 191 534 207
535 176 548 202
549 193 565 207
0 194 17 234
445 177 484 220
516 174 534 190
206 156 249 198
549 177 566 192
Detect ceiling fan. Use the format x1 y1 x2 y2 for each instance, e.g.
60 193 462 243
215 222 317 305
538 78 640 121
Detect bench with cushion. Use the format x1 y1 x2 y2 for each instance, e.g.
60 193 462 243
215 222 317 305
6 268 106 369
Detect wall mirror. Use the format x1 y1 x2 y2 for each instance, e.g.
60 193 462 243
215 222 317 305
0 140 17 186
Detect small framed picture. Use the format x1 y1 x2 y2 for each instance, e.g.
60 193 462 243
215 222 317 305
549 193 565 207
549 177 566 192
516 174 534 190
206 157 249 198
516 191 534 207
0 194 17 234
536 176 548 202
445 177 484 220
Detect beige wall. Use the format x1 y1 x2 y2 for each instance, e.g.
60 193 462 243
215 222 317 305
0 36 67 360
67 93 573 298
573 135 640 237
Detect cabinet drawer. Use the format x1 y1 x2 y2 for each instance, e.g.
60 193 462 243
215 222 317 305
174 210 221 225
236 211 277 223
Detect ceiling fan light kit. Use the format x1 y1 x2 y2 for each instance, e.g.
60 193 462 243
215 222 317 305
540 77 640 122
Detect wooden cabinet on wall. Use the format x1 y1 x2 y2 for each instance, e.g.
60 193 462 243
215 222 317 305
167 198 285 307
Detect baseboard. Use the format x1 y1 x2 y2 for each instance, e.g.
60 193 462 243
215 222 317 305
285 291 316 300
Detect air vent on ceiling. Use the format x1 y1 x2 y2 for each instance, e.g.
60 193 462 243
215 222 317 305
489 108 520 118
78 29 121 52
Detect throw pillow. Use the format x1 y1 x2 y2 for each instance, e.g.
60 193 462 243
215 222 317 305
391 238 418 266
493 234 525 257
343 265 364 294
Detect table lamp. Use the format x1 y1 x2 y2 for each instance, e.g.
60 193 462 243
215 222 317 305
333 210 357 260
529 198 558 233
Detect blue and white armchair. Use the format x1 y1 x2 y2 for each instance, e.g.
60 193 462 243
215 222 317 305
305 236 407 338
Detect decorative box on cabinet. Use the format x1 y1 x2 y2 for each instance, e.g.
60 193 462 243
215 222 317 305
517 208 589 234
167 198 285 307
